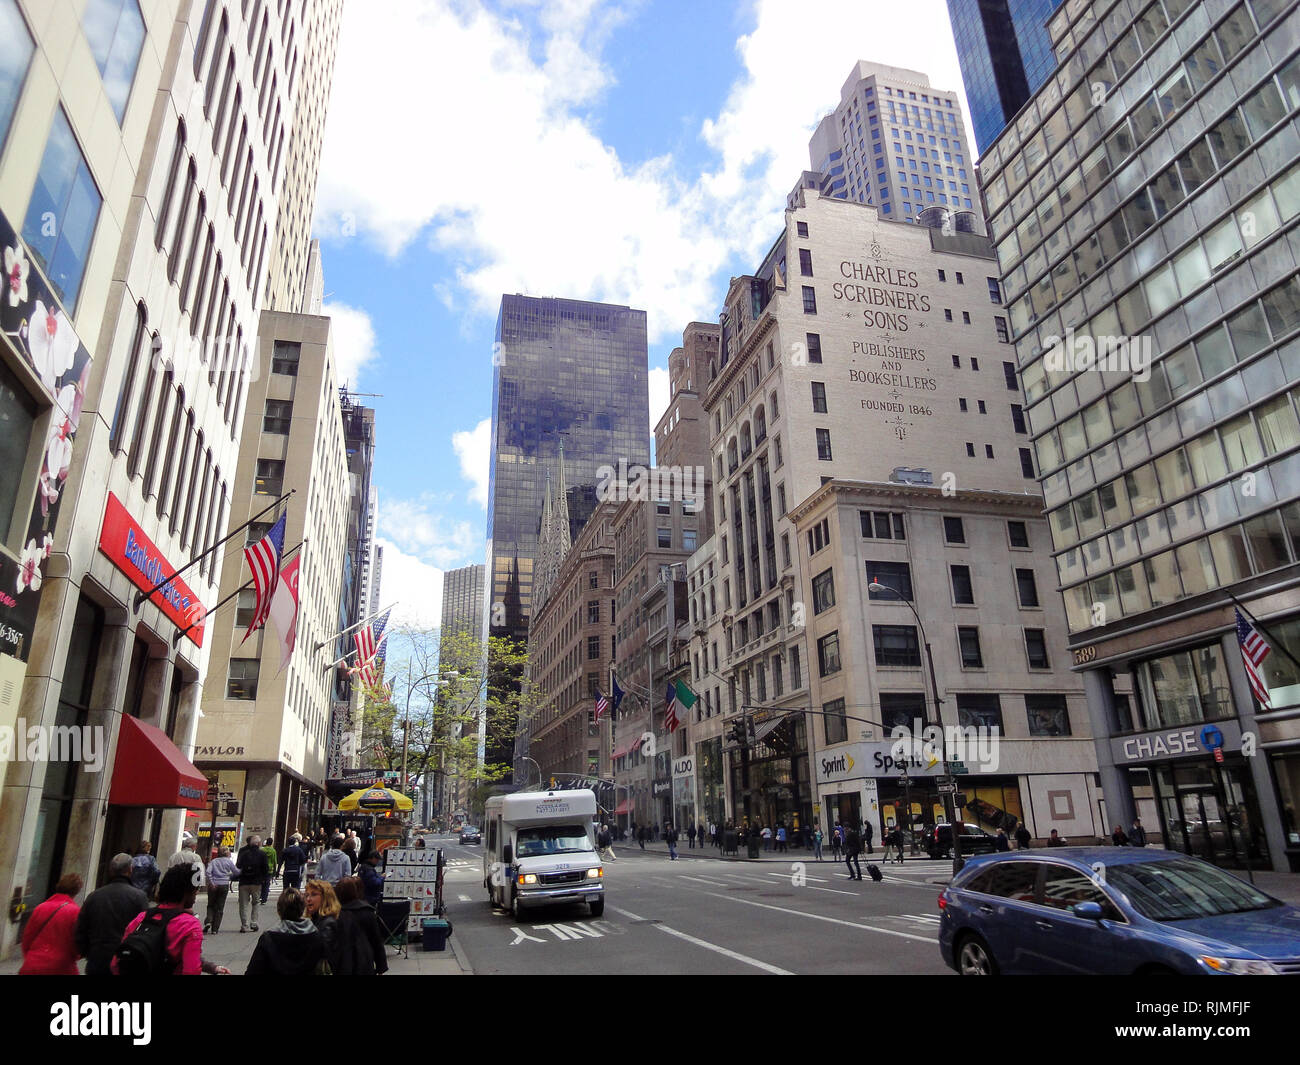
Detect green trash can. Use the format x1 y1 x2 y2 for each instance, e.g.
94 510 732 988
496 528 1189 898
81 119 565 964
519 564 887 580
421 918 452 952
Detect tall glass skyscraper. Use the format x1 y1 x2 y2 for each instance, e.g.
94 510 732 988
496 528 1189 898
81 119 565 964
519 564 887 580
487 296 650 644
948 0 1063 154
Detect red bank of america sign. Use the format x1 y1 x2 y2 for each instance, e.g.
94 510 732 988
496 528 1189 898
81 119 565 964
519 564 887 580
98 492 206 647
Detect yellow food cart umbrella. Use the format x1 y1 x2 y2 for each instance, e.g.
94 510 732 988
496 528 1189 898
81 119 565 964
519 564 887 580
338 785 413 812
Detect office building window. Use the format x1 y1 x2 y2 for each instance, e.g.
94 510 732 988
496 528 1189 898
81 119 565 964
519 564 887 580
1008 521 1029 548
880 691 926 731
1011 404 1027 434
0 0 34 154
263 399 292 434
589 571 599 588
866 560 913 601
806 333 822 363
966 442 975 457
1016 568 1039 607
245 521 271 545
21 107 102 310
807 517 829 555
986 277 1001 304
272 340 300 375
956 693 1002 731
873 624 921 667
1019 448 1035 478
958 626 984 668
683 529 696 551
860 511 905 539
943 516 965 543
657 527 672 548
985 444 994 459
587 635 600 660
955 272 963 284
802 286 817 313
799 248 813 276
227 658 259 700
817 631 842 677
587 600 599 624
816 427 832 460
995 317 1010 343
790 645 802 689
254 458 283 496
82 0 145 122
1025 628 1050 669
824 697 848 745
1003 361 1017 390
1026 694 1070 736
812 568 836 614
811 381 827 413
796 221 809 237
234 588 257 629
950 564 974 604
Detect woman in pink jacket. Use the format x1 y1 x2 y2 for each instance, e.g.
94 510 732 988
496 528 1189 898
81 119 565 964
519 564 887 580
20 874 83 975
114 865 204 975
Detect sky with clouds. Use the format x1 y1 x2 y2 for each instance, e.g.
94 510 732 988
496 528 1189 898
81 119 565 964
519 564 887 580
311 0 971 628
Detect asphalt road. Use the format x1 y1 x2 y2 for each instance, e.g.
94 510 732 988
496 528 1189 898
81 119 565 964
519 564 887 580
435 836 955 975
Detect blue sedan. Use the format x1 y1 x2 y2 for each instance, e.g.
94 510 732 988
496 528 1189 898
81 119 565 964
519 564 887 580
938 848 1300 975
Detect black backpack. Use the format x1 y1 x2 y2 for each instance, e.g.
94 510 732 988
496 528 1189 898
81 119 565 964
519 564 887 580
114 907 184 975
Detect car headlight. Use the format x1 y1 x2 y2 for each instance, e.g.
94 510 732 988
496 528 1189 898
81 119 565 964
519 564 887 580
587 867 603 879
1199 955 1280 975
517 873 538 885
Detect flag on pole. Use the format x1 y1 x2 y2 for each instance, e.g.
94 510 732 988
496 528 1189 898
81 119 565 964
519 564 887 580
595 691 610 721
354 609 391 688
612 673 625 714
269 553 300 675
241 512 287 642
1235 608 1272 708
665 682 680 733
674 678 699 719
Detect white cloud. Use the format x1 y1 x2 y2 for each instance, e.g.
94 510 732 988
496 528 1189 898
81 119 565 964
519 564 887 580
316 0 971 339
374 538 444 629
380 495 481 570
648 365 669 439
323 301 379 387
452 418 491 509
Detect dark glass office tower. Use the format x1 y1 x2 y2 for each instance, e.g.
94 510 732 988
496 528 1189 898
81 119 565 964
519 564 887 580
948 0 1063 154
486 295 649 639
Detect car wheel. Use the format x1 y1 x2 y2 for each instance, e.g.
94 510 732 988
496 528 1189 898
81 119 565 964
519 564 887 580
956 934 999 976
589 899 605 918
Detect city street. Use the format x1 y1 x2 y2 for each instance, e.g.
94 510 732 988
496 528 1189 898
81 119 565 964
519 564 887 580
439 835 954 975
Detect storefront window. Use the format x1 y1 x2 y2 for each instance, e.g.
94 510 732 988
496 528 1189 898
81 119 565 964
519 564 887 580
1136 642 1235 729
1272 752 1300 848
0 358 38 547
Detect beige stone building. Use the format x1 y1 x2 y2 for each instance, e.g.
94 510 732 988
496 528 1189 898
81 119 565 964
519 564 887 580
194 301 349 845
0 0 339 957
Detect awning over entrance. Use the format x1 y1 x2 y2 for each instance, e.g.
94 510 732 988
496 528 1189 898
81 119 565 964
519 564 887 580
752 712 792 746
109 715 208 809
615 799 631 814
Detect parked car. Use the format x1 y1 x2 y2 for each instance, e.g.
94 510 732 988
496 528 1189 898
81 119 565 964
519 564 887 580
938 848 1300 975
927 822 998 859
459 825 482 845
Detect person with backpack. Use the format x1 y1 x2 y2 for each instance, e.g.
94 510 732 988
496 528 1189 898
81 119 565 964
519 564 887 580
20 873 83 975
234 835 270 933
129 841 160 899
245 887 326 976
259 836 279 904
76 854 149 975
113 865 204 975
279 834 309 891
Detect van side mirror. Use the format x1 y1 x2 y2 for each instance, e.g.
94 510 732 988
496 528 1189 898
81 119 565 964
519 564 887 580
1072 901 1104 921
502 844 512 864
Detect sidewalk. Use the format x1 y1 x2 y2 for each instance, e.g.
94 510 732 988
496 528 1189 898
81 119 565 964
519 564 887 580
0 887 472 975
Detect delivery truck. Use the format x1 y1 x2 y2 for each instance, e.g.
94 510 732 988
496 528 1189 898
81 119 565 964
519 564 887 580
483 789 604 919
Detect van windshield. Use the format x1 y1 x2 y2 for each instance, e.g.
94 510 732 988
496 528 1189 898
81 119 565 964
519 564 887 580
515 824 594 858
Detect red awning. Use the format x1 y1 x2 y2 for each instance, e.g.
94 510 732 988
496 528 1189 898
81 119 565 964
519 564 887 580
109 715 209 809
615 799 631 814
630 737 643 752
611 745 628 760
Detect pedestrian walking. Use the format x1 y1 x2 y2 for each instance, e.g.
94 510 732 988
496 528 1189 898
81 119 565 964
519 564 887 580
761 824 772 851
304 879 342 972
20 873 83 975
245 887 326 976
665 823 679 860
1130 818 1148 847
597 824 617 861
167 834 205 876
114 864 204 975
204 845 237 934
76 854 149 975
129 841 161 899
1015 824 1032 849
333 877 388 975
637 826 646 850
813 823 824 862
342 836 360 873
887 825 905 864
279 834 308 891
831 822 843 861
687 822 697 849
318 836 352 884
995 829 1010 852
358 852 385 907
844 825 863 880
862 818 874 856
235 834 270 932
776 824 787 853
259 836 279 904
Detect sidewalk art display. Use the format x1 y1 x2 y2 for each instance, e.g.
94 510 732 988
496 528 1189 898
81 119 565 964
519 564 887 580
382 847 442 934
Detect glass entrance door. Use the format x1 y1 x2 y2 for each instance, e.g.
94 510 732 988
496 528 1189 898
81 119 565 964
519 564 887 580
1155 762 1268 868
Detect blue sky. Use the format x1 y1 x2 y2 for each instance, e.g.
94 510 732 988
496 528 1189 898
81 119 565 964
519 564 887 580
310 0 970 626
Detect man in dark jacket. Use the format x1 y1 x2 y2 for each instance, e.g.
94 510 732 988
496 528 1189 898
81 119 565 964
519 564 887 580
844 825 863 880
334 877 388 975
75 853 149 975
235 835 270 932
665 823 679 861
279 835 308 891
358 852 385 906
1015 824 1032 849
862 819 874 855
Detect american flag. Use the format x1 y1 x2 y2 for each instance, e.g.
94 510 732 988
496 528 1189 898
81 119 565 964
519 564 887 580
1235 608 1272 708
241 512 286 642
665 682 680 733
354 609 391 688
595 691 610 721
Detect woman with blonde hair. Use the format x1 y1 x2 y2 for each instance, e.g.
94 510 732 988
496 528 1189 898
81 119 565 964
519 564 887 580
304 879 341 972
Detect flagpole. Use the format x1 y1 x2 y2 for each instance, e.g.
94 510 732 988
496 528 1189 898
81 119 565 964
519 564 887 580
313 600 400 653
133 490 293 609
1225 591 1300 675
171 540 305 646
322 626 392 674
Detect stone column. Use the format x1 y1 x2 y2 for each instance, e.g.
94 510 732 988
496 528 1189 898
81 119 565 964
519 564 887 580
1082 667 1134 836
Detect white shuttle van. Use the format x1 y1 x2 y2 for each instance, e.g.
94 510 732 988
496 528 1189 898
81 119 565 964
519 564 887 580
483 790 605 919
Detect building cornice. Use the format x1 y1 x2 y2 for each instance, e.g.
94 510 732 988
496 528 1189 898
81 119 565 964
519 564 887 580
788 478 1046 525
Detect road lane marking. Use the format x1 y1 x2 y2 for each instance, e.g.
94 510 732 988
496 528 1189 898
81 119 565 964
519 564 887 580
607 905 791 975
458 894 471 901
898 914 942 925
678 875 730 887
677 886 937 943
764 870 828 884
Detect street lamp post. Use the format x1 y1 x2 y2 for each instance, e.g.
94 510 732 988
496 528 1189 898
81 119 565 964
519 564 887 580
520 756 542 790
868 579 964 875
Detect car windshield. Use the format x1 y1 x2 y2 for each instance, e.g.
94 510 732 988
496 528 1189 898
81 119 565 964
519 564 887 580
462 827 478 833
1104 857 1280 921
515 824 594 858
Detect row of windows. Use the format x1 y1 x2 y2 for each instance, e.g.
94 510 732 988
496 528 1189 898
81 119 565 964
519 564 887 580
814 623 1056 676
811 558 1041 614
821 690 1072 747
